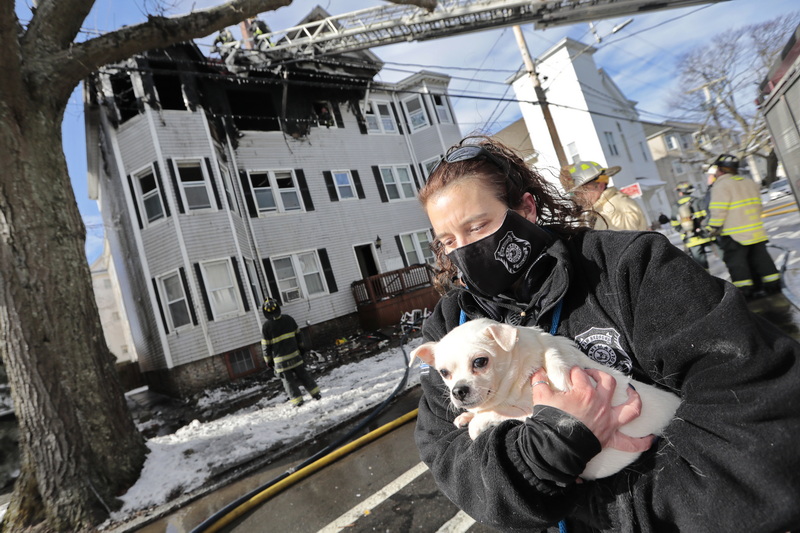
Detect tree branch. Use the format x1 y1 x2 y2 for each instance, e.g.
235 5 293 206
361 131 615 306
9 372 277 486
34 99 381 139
0 1 23 103
22 0 95 54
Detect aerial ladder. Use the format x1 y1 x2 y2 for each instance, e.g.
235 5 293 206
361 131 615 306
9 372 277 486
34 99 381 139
220 0 728 61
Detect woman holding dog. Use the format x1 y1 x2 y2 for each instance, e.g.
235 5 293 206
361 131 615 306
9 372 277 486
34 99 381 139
414 135 800 532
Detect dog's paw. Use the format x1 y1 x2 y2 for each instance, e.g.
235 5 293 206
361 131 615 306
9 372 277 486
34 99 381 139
454 412 474 429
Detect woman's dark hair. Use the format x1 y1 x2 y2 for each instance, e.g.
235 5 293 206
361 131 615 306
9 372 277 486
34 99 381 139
419 135 588 293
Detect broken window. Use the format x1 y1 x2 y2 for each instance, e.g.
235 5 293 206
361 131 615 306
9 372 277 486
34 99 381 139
109 71 138 123
151 62 186 111
227 89 280 131
313 101 336 127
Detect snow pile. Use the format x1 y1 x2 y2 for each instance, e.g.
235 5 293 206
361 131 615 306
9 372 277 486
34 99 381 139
111 339 422 518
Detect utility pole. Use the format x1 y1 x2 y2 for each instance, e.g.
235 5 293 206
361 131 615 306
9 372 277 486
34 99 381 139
687 77 731 151
512 25 568 168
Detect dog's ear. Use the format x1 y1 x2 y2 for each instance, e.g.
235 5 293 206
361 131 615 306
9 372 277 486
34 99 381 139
483 323 519 352
409 342 436 368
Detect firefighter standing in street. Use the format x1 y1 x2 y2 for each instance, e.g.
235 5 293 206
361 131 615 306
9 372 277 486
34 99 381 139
705 154 781 299
261 298 321 407
669 181 714 269
561 161 648 231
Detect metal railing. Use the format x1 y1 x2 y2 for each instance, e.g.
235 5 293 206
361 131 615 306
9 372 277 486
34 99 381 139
351 264 435 306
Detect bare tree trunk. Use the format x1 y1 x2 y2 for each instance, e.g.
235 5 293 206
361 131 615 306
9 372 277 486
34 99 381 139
0 92 147 531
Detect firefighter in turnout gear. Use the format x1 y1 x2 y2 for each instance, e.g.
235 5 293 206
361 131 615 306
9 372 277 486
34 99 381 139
705 154 781 299
261 298 321 407
670 181 714 269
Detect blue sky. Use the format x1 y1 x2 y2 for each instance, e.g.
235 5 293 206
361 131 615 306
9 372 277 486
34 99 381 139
24 0 797 262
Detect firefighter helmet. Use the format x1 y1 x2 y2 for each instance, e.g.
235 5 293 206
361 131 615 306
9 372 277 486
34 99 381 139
676 182 695 195
562 161 621 192
712 154 739 172
262 297 280 319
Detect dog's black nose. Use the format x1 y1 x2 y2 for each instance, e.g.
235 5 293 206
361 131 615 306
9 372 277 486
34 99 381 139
452 385 470 401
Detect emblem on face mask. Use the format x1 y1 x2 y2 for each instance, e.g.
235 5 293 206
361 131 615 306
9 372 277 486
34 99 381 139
574 327 633 374
493 231 531 274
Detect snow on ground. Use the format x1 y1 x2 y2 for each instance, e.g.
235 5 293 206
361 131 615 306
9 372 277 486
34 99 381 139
108 339 422 522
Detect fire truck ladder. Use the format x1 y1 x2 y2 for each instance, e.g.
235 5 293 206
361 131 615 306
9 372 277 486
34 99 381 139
246 0 728 59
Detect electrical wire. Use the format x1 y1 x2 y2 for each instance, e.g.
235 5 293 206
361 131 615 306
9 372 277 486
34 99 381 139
189 331 417 533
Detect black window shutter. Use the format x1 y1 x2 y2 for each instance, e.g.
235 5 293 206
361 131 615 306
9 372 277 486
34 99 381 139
317 248 338 294
231 257 250 312
126 175 144 229
295 169 314 211
166 159 185 214
390 102 404 134
409 165 421 191
356 105 368 135
205 157 222 210
323 171 338 202
262 258 282 305
245 259 261 305
372 166 389 203
179 267 198 326
153 161 171 217
351 170 365 199
238 170 258 218
194 263 214 321
151 278 169 333
332 103 345 129
418 163 427 184
395 235 409 267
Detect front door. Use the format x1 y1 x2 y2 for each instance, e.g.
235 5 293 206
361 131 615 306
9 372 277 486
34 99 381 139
354 244 379 280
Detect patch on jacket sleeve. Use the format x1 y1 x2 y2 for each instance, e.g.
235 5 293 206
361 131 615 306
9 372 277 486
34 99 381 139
574 327 633 374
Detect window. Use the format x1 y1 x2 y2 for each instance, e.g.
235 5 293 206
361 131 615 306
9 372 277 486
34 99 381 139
313 101 336 128
672 159 686 175
681 134 691 150
567 142 581 164
332 171 356 200
422 157 440 181
639 142 649 162
666 135 679 151
380 165 416 201
432 94 452 124
403 95 429 131
226 347 257 378
365 101 398 134
175 161 212 210
603 132 619 156
135 167 165 223
272 251 327 303
159 271 192 330
248 170 303 214
400 230 435 266
201 259 240 318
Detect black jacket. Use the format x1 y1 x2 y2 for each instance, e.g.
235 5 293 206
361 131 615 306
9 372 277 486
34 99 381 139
415 229 800 533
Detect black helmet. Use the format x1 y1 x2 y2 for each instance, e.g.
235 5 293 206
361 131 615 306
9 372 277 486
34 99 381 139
262 297 280 319
712 154 739 172
676 182 695 195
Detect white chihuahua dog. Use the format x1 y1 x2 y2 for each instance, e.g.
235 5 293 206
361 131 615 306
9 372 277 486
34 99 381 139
410 318 680 479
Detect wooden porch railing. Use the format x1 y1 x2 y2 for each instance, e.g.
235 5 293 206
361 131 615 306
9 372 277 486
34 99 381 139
351 264 435 306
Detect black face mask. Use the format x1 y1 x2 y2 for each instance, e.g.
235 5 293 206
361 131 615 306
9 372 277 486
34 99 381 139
446 210 552 298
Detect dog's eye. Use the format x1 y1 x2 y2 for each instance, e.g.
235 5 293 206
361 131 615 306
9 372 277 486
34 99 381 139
473 357 488 370
439 369 450 379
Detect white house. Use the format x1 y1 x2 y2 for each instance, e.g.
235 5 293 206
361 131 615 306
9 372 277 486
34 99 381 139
508 37 670 224
84 26 460 396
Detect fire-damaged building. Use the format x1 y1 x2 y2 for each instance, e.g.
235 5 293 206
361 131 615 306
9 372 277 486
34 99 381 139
84 12 460 397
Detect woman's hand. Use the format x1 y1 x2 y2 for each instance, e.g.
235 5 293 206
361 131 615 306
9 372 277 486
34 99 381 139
532 367 655 453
